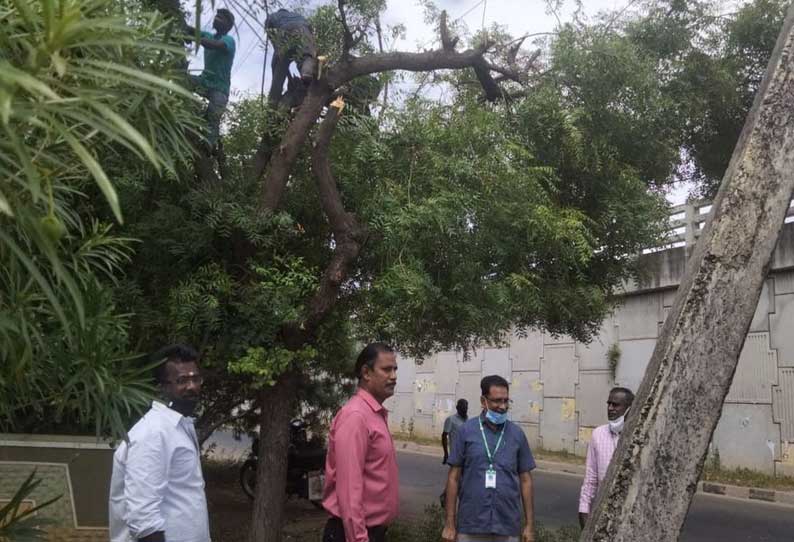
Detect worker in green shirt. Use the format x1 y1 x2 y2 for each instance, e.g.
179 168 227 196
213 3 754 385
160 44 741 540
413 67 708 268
185 9 236 152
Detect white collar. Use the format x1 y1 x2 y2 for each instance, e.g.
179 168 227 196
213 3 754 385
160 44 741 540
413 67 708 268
152 400 188 427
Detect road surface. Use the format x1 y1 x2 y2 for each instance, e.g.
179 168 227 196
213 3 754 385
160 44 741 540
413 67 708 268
206 431 794 541
397 451 794 542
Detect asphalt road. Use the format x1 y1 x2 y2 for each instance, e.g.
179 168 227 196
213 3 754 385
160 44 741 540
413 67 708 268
206 431 794 541
397 451 794 542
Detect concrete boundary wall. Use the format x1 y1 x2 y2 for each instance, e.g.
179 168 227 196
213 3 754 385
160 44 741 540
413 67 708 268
385 221 794 476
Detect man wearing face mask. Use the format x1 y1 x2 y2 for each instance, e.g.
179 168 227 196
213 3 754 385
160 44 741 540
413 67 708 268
577 387 634 529
442 375 536 542
109 345 209 542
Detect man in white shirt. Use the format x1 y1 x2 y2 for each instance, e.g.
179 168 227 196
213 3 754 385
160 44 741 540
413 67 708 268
109 344 210 542
578 387 634 529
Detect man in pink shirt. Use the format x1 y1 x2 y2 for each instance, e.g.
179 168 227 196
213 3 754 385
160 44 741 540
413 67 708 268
578 387 634 529
322 342 399 542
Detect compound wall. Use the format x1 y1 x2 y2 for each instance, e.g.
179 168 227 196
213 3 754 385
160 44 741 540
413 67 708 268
385 223 794 475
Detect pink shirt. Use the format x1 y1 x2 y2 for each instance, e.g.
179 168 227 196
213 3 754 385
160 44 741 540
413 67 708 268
578 424 619 514
323 389 399 542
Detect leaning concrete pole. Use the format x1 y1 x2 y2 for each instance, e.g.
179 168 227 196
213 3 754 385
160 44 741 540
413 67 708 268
581 6 794 542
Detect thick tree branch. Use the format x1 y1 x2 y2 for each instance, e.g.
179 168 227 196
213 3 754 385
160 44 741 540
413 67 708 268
300 99 368 336
253 85 331 211
440 11 459 51
507 37 527 66
485 61 524 83
473 58 504 102
256 14 530 212
329 47 492 87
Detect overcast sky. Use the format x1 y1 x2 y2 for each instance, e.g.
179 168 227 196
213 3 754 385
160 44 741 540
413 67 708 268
191 0 632 96
188 0 747 203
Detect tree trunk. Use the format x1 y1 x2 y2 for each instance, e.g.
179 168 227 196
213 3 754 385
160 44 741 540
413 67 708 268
248 374 297 542
582 6 794 541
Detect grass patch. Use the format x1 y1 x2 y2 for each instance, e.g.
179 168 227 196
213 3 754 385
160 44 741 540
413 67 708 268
392 432 440 446
387 504 579 542
702 465 794 491
533 448 585 466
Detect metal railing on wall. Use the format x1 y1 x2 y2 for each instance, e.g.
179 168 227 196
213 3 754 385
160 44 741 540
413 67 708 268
652 199 794 253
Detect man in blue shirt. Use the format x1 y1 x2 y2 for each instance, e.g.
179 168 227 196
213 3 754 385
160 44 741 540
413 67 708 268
442 375 536 542
185 9 236 151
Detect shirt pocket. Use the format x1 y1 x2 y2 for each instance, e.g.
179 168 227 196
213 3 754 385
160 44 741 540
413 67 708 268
497 440 518 473
170 445 199 481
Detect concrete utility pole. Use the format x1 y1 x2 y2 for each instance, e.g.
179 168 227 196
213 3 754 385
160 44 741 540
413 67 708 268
581 5 794 542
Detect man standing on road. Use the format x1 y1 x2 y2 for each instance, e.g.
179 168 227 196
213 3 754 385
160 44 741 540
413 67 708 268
109 345 209 542
442 375 536 542
442 399 469 465
184 9 236 152
578 387 634 529
322 342 399 542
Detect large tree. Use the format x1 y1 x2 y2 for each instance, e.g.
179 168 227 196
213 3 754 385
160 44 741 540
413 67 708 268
124 1 686 540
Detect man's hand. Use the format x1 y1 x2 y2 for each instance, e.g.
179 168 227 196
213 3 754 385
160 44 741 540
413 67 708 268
442 454 448 465
521 525 535 542
441 525 457 542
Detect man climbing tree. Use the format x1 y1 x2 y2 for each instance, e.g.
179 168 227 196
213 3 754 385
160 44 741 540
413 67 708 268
185 8 236 153
265 8 318 104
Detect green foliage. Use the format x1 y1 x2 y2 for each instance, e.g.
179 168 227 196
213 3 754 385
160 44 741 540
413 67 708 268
624 0 788 196
349 97 665 354
386 504 444 542
607 342 621 381
386 505 579 542
0 0 197 438
0 470 61 541
229 344 317 385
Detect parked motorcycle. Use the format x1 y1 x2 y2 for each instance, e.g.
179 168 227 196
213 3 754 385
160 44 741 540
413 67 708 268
239 419 327 508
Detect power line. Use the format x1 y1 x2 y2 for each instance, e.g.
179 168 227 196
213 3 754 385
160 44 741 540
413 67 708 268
455 0 486 22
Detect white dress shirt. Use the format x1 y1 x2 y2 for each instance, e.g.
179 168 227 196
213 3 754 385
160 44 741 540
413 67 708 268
109 401 210 542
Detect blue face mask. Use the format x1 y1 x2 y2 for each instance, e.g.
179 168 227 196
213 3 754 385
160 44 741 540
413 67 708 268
485 409 508 425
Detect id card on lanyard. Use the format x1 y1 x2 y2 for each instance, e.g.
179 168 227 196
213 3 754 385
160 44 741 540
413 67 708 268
479 417 504 489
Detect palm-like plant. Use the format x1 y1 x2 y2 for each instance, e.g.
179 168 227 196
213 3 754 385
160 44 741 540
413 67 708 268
0 470 61 542
0 0 200 437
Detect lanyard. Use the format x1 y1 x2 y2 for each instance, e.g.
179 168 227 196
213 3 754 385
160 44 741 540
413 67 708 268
478 417 505 469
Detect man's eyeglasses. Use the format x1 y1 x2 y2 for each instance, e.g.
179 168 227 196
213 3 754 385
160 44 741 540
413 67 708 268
166 374 204 386
484 397 513 406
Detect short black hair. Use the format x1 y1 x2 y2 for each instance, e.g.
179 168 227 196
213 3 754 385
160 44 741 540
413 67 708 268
456 399 468 409
216 8 234 30
354 342 394 379
481 375 509 397
610 387 635 405
152 344 199 385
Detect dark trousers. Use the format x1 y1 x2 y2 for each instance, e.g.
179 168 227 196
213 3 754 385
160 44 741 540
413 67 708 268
322 517 387 542
267 26 318 103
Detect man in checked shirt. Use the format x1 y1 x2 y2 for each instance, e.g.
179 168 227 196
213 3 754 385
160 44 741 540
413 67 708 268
578 387 634 529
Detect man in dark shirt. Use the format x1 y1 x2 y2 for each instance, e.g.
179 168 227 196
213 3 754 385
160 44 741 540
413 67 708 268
185 9 236 151
265 8 318 103
442 399 468 465
442 375 536 542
